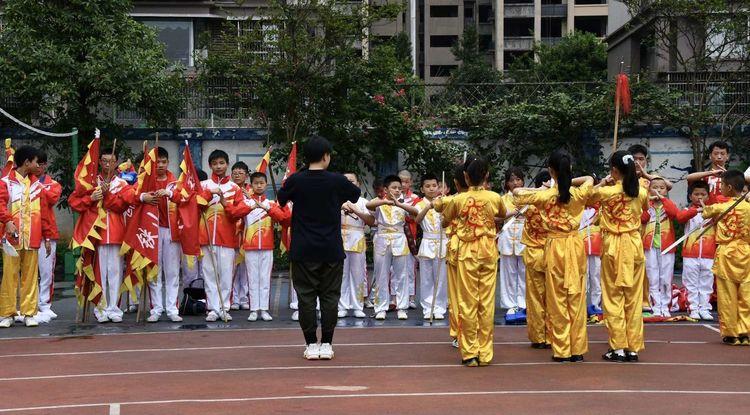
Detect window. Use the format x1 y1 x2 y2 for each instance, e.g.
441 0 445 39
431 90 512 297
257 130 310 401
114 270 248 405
140 20 194 67
504 18 534 37
478 5 492 23
430 65 457 77
430 35 459 48
706 18 749 60
479 34 493 51
541 17 563 38
430 6 459 18
574 16 607 37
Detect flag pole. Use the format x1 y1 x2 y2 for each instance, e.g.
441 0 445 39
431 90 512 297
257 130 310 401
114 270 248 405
612 61 624 151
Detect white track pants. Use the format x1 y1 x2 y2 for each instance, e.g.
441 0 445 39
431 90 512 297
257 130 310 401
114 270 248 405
645 249 675 314
201 246 236 314
587 255 602 308
339 251 367 311
375 252 408 313
94 244 124 320
37 240 57 313
244 250 273 311
419 257 448 316
499 254 526 309
232 261 250 306
682 257 714 312
149 227 182 316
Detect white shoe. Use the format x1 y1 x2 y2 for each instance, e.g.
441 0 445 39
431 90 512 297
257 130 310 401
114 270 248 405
24 316 39 327
230 303 240 311
409 300 417 309
451 338 459 348
205 311 220 322
699 310 714 321
397 310 408 320
304 343 320 360
168 313 183 322
689 311 701 320
318 343 334 360
260 311 273 321
506 307 518 316
240 303 251 310
353 310 366 318
14 313 24 323
291 311 299 321
247 311 258 321
46 309 58 319
35 313 51 324
0 317 13 328
146 313 161 323
109 315 123 323
96 314 110 323
222 311 233 321
375 311 386 320
423 313 432 320
337 310 347 318
434 313 445 320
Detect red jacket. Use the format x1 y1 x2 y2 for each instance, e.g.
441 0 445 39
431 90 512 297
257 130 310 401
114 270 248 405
675 204 717 259
198 174 251 249
155 172 183 242
240 194 291 251
69 175 135 245
38 174 62 240
641 197 678 253
0 170 53 249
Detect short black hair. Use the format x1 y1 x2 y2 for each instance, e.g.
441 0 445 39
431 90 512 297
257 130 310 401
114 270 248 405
344 172 358 181
304 135 332 164
688 180 710 194
503 166 525 189
100 147 118 159
708 141 729 153
208 149 229 164
453 163 467 190
628 144 648 158
14 145 39 167
250 172 267 183
197 169 208 181
383 175 401 187
231 161 249 174
420 172 438 187
722 170 745 193
37 150 48 164
533 169 551 188
156 146 169 159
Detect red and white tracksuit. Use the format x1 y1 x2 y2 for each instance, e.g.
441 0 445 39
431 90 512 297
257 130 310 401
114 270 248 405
339 197 369 312
642 197 678 315
579 207 602 308
498 193 526 310
416 199 448 316
36 175 61 315
676 205 716 313
148 173 183 317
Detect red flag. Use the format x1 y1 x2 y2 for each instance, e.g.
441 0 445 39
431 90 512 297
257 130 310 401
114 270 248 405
255 149 271 173
279 142 296 253
2 138 14 177
615 72 631 115
176 143 206 268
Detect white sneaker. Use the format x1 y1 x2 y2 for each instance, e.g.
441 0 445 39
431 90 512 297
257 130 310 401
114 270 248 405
423 313 432 320
168 313 183 322
146 313 161 323
699 310 714 321
409 300 417 309
291 311 299 321
318 343 334 360
24 316 39 327
260 311 273 321
240 303 251 310
397 310 408 320
434 313 445 320
375 311 386 320
689 311 701 320
304 343 320 360
96 314 110 323
205 311 220 322
0 317 13 328
109 315 123 323
222 311 233 321
230 303 240 311
35 313 51 324
247 311 258 321
353 310 366 318
337 310 347 318
46 309 58 319
451 338 459 348
14 313 24 323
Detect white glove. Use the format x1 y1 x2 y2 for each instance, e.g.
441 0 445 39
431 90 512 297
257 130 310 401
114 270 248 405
261 200 271 210
95 128 100 139
245 198 258 209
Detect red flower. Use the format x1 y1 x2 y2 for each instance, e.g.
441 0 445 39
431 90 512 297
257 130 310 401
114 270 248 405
395 76 405 84
373 94 385 105
396 88 406 97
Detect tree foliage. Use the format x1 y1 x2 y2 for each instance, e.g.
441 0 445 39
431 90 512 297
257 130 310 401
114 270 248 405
509 31 608 83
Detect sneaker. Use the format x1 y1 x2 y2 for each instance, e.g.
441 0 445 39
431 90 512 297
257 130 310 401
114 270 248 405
505 307 518 317
291 311 299 321
364 300 374 308
337 310 347 318
353 310 366 318
260 311 273 321
24 316 38 327
689 311 701 320
109 315 123 323
408 300 417 310
531 342 548 349
318 343 334 360
168 313 183 322
46 309 58 320
723 336 741 346
146 313 161 323
699 310 714 321
626 351 639 362
375 311 386 320
462 357 479 367
739 335 750 346
96 314 110 323
35 313 51 324
433 313 445 320
397 310 408 320
240 304 251 310
423 313 432 320
0 317 13 328
304 343 320 360
247 311 258 322
230 303 240 311
451 338 459 348
221 311 233 322
552 356 571 363
14 313 24 323
205 311 220 322
570 355 584 363
602 349 627 362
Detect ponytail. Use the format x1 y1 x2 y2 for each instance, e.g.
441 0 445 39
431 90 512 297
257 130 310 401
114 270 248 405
548 150 572 204
611 150 639 198
463 155 489 187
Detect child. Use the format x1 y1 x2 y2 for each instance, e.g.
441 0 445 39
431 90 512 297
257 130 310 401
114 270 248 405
363 178 386 309
687 141 731 205
641 177 679 317
629 144 673 191
229 161 251 311
181 169 208 289
444 164 467 348
398 169 420 310
339 173 375 318
675 181 715 321
35 151 62 323
199 150 251 322
590 151 649 362
513 151 593 363
579 203 602 313
701 170 750 346
434 156 507 366
498 167 527 320
0 146 52 328
414 173 448 320
241 171 290 322
366 175 418 320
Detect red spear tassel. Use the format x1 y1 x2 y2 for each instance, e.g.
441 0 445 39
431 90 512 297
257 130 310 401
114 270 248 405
616 73 631 115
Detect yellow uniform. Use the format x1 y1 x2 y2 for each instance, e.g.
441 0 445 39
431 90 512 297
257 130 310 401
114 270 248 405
589 183 649 352
434 187 506 363
514 183 592 359
445 214 460 339
521 204 550 345
702 199 750 338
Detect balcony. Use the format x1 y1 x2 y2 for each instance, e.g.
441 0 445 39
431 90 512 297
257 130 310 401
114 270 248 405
504 4 534 19
504 36 534 51
541 4 567 18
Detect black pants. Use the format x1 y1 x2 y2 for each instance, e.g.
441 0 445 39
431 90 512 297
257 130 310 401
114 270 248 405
291 261 343 344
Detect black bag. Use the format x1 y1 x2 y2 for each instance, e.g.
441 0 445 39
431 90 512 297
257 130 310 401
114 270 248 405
180 278 207 316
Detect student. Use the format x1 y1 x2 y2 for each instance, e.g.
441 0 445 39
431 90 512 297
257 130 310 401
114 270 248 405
414 173 448 320
444 164 467 348
641 177 679 317
397 169 420 310
363 178 386 309
686 141 731 205
229 161 251 311
590 151 649 362
701 170 750 346
199 150 251 322
629 144 673 190
0 146 52 328
434 156 507 366
35 151 62 323
579 202 602 313
366 175 419 320
181 169 208 289
513 151 593 363
242 171 290 322
498 167 527 320
674 181 715 321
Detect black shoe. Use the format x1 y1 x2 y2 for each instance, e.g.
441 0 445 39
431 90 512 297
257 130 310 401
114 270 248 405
723 336 741 346
625 351 639 362
462 357 479 367
552 356 571 362
602 349 626 362
738 335 750 346
570 354 584 362
531 342 547 349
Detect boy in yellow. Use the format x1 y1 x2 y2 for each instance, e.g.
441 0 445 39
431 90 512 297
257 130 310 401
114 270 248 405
513 150 593 362
433 156 506 366
589 151 649 362
701 170 750 346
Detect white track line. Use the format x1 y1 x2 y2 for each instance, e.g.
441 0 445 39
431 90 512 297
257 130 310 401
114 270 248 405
0 339 711 359
2 389 750 413
702 324 721 333
2 361 749 383
108 403 120 415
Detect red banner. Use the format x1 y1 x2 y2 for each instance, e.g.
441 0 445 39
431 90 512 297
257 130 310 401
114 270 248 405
176 143 205 267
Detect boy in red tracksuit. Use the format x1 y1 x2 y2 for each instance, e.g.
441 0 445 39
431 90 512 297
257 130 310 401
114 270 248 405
230 161 251 311
35 151 62 323
641 177 679 317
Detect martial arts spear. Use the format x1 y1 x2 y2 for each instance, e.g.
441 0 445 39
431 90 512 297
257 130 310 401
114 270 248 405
429 171 446 325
